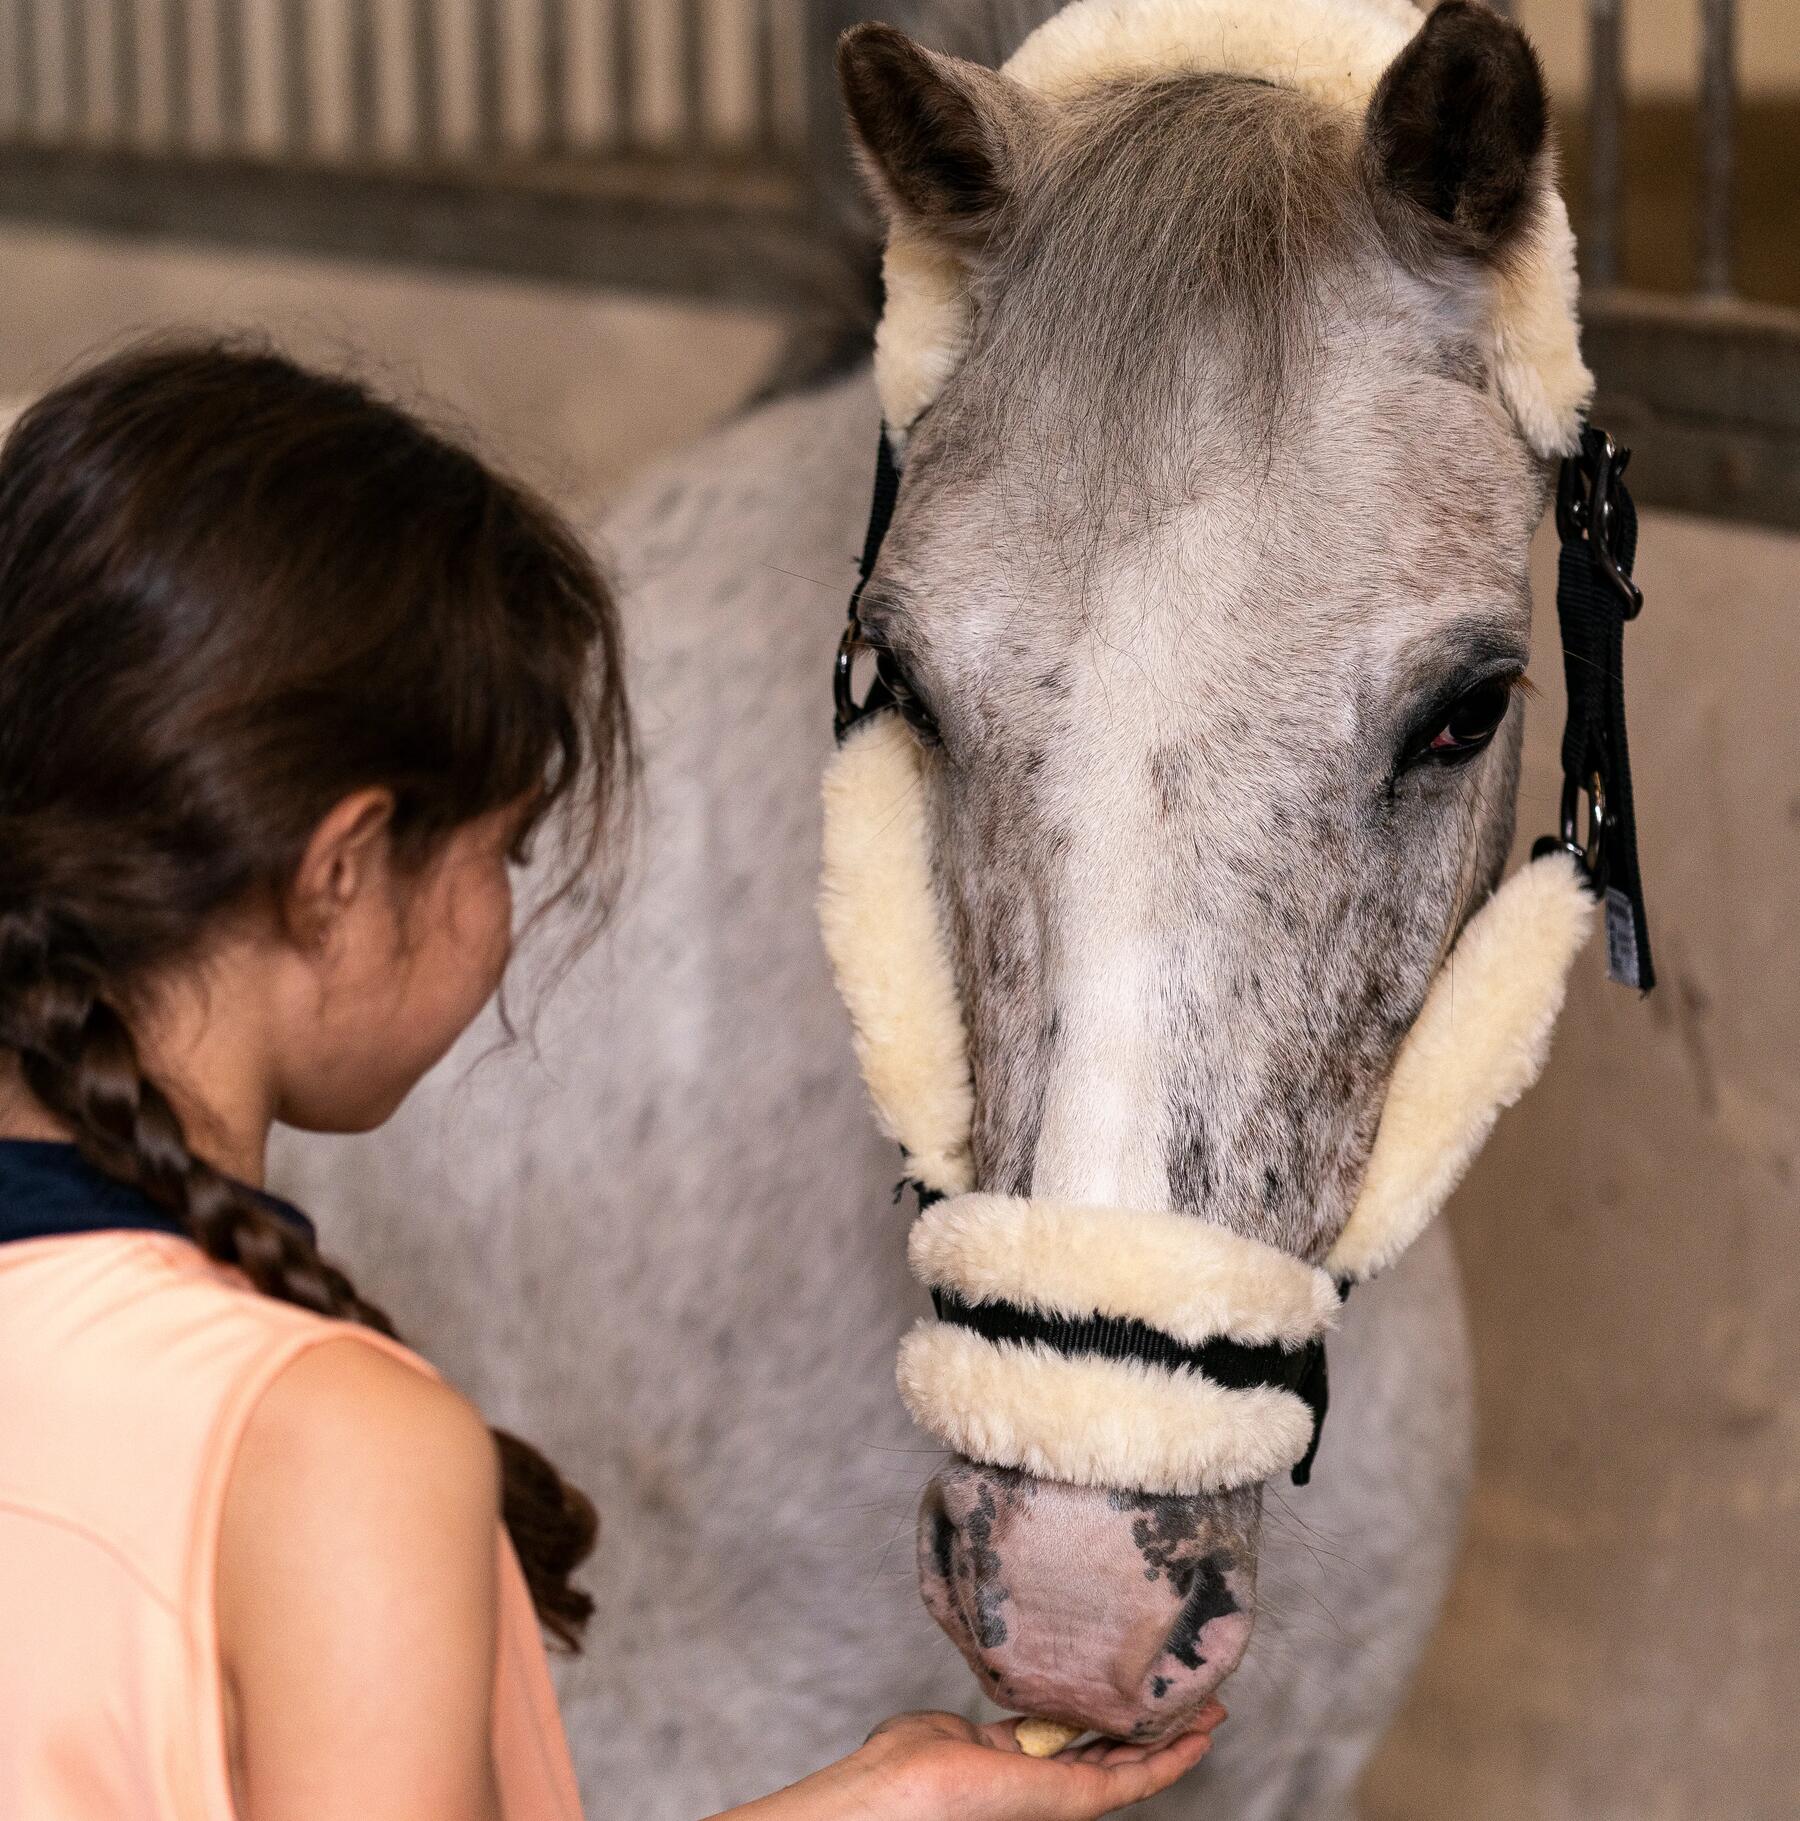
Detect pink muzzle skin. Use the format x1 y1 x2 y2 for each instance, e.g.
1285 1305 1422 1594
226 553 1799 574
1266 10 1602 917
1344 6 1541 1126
918 1462 1258 1743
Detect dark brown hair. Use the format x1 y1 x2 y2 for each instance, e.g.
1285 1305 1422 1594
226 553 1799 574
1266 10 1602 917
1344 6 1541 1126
0 338 634 1648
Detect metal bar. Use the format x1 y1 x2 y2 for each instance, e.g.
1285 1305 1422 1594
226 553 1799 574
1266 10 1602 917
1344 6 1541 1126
1586 0 1626 287
1698 0 1736 297
14 0 43 135
751 0 780 152
538 0 566 154
608 0 636 150
471 0 502 154
61 0 90 132
0 144 838 310
161 0 190 146
348 0 379 160
109 0 139 141
216 0 247 145
279 0 311 153
804 0 867 228
679 0 704 146
409 0 441 160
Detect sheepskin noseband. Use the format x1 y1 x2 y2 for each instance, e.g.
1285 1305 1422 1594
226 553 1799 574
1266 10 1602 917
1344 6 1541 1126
820 716 1595 1496
817 0 1654 1500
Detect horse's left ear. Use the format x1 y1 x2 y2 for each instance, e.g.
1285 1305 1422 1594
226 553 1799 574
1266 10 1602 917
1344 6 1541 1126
1363 0 1549 259
837 23 1045 248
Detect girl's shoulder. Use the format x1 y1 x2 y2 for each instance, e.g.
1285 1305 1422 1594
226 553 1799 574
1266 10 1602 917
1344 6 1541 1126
0 1231 461 1595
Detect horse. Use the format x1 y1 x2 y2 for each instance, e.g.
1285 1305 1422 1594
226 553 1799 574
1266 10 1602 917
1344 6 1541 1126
275 0 1581 1810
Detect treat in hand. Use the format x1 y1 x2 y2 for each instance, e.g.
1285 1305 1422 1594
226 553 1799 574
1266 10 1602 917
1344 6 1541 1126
1015 1718 1084 1758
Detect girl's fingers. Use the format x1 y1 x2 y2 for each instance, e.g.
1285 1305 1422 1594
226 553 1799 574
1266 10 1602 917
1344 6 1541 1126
1089 1727 1215 1809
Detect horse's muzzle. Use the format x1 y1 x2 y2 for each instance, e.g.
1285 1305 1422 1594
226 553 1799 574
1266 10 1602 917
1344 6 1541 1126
917 1460 1258 1743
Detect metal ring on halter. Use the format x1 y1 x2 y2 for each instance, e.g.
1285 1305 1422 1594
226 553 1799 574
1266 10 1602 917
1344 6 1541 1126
1558 769 1607 880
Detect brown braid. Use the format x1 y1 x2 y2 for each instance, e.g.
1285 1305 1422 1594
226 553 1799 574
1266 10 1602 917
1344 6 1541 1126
0 904 599 1648
0 339 629 1650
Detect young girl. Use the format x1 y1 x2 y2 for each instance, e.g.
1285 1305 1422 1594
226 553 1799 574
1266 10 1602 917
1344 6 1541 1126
0 344 1221 1820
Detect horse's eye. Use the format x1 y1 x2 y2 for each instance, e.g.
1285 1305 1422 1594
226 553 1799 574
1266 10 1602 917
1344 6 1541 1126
1416 675 1516 765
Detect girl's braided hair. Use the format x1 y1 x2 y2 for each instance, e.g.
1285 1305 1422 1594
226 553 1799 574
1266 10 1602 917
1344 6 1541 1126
0 339 634 1648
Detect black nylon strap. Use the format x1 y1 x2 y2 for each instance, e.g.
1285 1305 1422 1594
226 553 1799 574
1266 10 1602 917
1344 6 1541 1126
1539 425 1656 991
931 1287 1337 1487
833 432 904 743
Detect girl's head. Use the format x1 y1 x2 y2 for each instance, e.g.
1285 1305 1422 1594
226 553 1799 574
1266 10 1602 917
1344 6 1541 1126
0 338 632 1645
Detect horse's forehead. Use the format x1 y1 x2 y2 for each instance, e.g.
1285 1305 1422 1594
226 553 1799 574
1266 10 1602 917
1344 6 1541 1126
896 370 1532 682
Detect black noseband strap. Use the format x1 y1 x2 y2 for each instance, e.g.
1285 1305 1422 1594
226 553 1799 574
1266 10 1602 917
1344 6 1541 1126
930 1287 1340 1486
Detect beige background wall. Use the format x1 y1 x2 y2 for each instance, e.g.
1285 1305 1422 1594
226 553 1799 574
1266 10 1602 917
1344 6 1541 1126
0 219 1794 1817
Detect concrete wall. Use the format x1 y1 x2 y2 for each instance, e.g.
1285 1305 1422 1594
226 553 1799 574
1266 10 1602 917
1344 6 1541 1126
0 225 1793 1817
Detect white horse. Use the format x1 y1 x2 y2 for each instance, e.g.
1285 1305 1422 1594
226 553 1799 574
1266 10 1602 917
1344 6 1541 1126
272 0 1597 1807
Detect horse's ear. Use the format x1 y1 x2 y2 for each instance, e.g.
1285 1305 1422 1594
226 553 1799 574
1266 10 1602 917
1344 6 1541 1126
1364 0 1549 258
837 23 1042 241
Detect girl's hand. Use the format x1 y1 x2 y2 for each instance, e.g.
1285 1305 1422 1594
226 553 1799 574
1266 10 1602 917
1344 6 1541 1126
717 1703 1224 1821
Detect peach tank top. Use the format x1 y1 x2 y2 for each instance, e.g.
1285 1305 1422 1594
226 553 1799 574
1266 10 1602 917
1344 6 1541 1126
0 1141 583 1820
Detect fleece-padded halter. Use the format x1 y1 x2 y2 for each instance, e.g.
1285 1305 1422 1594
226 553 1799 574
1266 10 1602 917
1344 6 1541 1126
818 0 1644 1499
821 717 1594 1495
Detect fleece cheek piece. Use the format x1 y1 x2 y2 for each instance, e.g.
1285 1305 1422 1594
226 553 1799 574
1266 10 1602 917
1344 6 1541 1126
819 719 1595 1495
818 714 975 1201
1325 851 1596 1283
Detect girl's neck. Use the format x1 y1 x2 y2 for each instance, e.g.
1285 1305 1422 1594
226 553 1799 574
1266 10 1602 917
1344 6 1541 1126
0 980 275 1190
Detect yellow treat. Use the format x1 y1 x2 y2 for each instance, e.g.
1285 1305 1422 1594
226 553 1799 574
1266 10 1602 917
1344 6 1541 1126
1015 1717 1083 1758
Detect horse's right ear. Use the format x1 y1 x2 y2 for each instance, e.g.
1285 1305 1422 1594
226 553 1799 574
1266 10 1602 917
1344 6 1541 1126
837 24 1043 243
1363 0 1549 260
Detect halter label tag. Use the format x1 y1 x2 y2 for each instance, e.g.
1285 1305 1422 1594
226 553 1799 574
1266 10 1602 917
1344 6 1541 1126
1604 888 1643 989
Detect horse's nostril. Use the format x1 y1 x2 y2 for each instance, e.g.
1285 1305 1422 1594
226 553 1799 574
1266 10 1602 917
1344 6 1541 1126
928 1499 957 1586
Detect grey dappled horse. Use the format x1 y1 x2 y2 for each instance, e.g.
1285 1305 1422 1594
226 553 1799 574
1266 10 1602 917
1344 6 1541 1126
270 0 1590 1808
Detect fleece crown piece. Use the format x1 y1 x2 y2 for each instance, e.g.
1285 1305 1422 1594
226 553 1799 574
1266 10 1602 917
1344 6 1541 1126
873 0 1592 461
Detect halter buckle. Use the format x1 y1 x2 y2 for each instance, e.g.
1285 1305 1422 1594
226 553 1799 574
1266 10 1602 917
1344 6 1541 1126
1556 427 1644 619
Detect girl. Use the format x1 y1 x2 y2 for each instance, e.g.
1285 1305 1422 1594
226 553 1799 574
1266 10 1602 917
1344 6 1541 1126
0 342 1220 1821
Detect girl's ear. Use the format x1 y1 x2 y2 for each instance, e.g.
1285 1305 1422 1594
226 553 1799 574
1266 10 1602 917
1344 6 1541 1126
288 789 395 949
836 23 1045 249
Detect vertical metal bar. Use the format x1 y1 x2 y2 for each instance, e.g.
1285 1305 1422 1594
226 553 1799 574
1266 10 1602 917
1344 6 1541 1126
609 0 636 150
16 0 43 135
109 0 140 141
471 0 502 154
348 0 379 160
538 0 566 154
409 0 441 160
678 0 704 149
216 0 247 145
805 0 867 227
279 0 310 153
162 0 190 146
62 0 91 132
1586 0 1626 287
1698 0 1737 296
750 0 779 152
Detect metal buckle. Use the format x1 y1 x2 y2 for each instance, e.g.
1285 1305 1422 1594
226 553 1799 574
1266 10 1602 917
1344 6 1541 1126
1557 768 1607 882
1556 428 1644 618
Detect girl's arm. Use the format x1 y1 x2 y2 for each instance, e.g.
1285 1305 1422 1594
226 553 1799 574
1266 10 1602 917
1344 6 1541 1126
218 1341 507 1821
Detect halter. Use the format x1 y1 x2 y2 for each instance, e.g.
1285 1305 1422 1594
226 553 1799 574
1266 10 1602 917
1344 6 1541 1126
819 0 1655 1500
